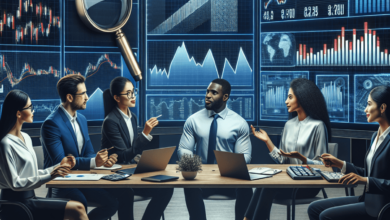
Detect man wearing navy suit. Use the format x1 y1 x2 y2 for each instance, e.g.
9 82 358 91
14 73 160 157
41 74 133 220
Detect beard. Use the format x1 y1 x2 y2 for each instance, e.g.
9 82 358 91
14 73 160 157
71 101 86 110
205 98 223 111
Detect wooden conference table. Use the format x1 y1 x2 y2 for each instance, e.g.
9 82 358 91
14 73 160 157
46 164 355 189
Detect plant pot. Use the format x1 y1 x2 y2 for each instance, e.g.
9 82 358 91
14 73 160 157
181 171 198 180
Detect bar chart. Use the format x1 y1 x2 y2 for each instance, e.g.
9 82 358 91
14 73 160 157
296 22 390 67
353 0 390 14
260 71 308 121
316 75 349 123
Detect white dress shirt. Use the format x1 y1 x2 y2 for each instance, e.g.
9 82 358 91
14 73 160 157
341 126 390 192
0 132 58 190
178 107 252 164
59 105 96 168
116 107 152 143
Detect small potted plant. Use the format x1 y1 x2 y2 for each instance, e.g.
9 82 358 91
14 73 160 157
176 154 202 180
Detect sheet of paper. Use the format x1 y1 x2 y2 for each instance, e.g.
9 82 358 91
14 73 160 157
249 167 282 175
53 174 106 181
94 164 122 170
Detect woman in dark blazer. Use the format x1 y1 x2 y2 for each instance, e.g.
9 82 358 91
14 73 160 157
308 85 390 220
101 77 173 220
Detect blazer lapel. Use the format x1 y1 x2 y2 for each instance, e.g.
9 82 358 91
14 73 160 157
58 107 79 155
76 114 88 156
369 134 390 176
114 109 132 148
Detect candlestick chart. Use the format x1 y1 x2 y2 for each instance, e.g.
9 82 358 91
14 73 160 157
0 0 61 45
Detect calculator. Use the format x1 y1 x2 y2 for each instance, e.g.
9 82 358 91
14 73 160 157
286 166 323 180
318 171 344 182
101 173 131 181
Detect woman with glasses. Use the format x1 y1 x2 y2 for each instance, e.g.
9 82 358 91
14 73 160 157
101 77 173 220
0 90 88 220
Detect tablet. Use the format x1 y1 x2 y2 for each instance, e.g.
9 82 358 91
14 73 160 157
141 175 179 182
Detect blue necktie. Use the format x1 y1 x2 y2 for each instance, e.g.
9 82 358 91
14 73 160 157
207 114 219 164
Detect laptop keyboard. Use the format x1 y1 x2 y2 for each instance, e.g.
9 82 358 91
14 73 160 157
286 166 323 180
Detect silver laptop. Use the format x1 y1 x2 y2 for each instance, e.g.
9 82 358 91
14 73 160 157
214 150 272 181
117 146 176 174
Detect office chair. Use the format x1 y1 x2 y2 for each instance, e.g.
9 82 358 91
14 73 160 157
378 203 390 220
0 190 34 220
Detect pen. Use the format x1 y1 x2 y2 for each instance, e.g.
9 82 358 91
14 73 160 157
106 147 114 151
154 115 162 118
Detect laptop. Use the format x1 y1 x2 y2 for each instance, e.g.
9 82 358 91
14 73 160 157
116 146 176 175
214 150 273 181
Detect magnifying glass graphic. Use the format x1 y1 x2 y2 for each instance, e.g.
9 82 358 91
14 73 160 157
75 0 142 81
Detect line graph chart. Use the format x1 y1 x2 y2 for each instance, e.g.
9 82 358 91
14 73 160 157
147 94 254 121
0 51 60 99
65 52 122 98
147 41 253 90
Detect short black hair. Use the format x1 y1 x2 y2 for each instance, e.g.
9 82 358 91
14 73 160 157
211 79 231 97
57 74 85 103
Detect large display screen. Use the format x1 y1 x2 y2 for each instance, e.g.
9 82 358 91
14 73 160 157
2 0 389 129
260 0 390 127
145 0 255 124
0 0 139 123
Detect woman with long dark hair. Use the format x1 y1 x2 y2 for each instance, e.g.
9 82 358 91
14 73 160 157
0 90 88 220
244 78 331 220
101 77 173 220
308 85 390 220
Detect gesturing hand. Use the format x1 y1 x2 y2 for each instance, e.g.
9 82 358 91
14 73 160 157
250 125 270 143
339 172 367 185
321 153 344 169
60 155 76 169
143 117 159 136
279 150 307 164
104 154 118 167
95 149 108 167
50 164 71 179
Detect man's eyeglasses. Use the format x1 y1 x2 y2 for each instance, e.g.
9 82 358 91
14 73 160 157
21 104 34 112
119 89 138 99
74 91 87 96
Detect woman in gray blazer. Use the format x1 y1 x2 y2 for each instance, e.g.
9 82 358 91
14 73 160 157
0 90 88 220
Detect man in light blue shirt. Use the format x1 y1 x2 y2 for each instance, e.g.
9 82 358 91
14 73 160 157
178 79 253 220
